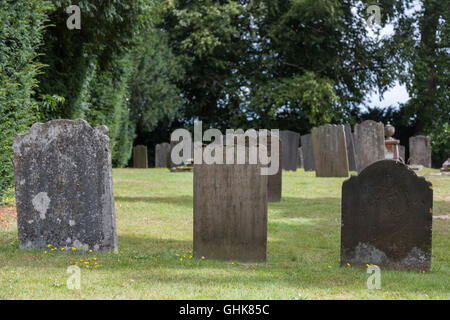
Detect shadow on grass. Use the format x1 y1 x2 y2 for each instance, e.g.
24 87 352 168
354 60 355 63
115 195 193 208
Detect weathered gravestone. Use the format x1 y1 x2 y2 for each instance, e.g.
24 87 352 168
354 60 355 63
194 144 268 262
344 124 357 171
279 130 300 171
133 145 148 168
312 124 349 177
409 136 432 167
12 119 118 252
301 134 315 171
341 160 433 271
354 120 385 173
155 143 171 168
297 147 303 169
399 145 406 163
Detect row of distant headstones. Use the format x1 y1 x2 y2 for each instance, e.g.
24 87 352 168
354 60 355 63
137 121 432 174
12 119 432 272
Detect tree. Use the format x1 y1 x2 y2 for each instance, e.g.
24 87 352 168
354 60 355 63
0 0 51 200
382 0 449 165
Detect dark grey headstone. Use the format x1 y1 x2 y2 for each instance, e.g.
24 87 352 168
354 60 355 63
133 145 148 168
301 134 315 171
312 124 349 177
409 136 432 167
341 160 432 271
12 119 117 252
155 143 170 168
354 120 385 173
194 145 268 262
344 124 357 171
279 130 300 171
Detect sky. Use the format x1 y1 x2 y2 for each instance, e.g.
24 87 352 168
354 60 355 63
358 0 422 111
363 82 410 110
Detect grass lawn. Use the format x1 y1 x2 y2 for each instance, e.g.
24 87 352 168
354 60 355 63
0 168 449 299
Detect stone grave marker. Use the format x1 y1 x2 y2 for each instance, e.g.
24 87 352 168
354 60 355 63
409 136 432 167
194 144 268 262
311 124 349 177
279 130 299 171
155 143 171 168
12 119 118 252
300 134 315 171
133 145 148 168
341 160 433 271
354 120 385 173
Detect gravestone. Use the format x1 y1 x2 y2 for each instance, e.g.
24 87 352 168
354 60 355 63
341 160 432 271
194 145 268 262
354 120 385 173
300 134 315 171
312 124 349 177
409 136 432 167
12 119 118 252
155 143 171 168
133 145 148 168
399 145 406 163
344 124 357 171
279 130 299 171
297 147 303 169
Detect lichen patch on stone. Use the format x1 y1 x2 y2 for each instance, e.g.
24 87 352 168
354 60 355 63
32 192 50 219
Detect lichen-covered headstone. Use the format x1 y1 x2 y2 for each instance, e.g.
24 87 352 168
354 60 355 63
341 160 432 271
409 136 432 167
133 145 148 168
279 130 300 171
155 143 170 168
301 134 315 171
12 119 118 252
344 124 357 171
312 124 349 177
194 145 268 262
354 120 385 173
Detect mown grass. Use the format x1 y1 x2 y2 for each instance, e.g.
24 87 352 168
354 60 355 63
0 168 448 299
